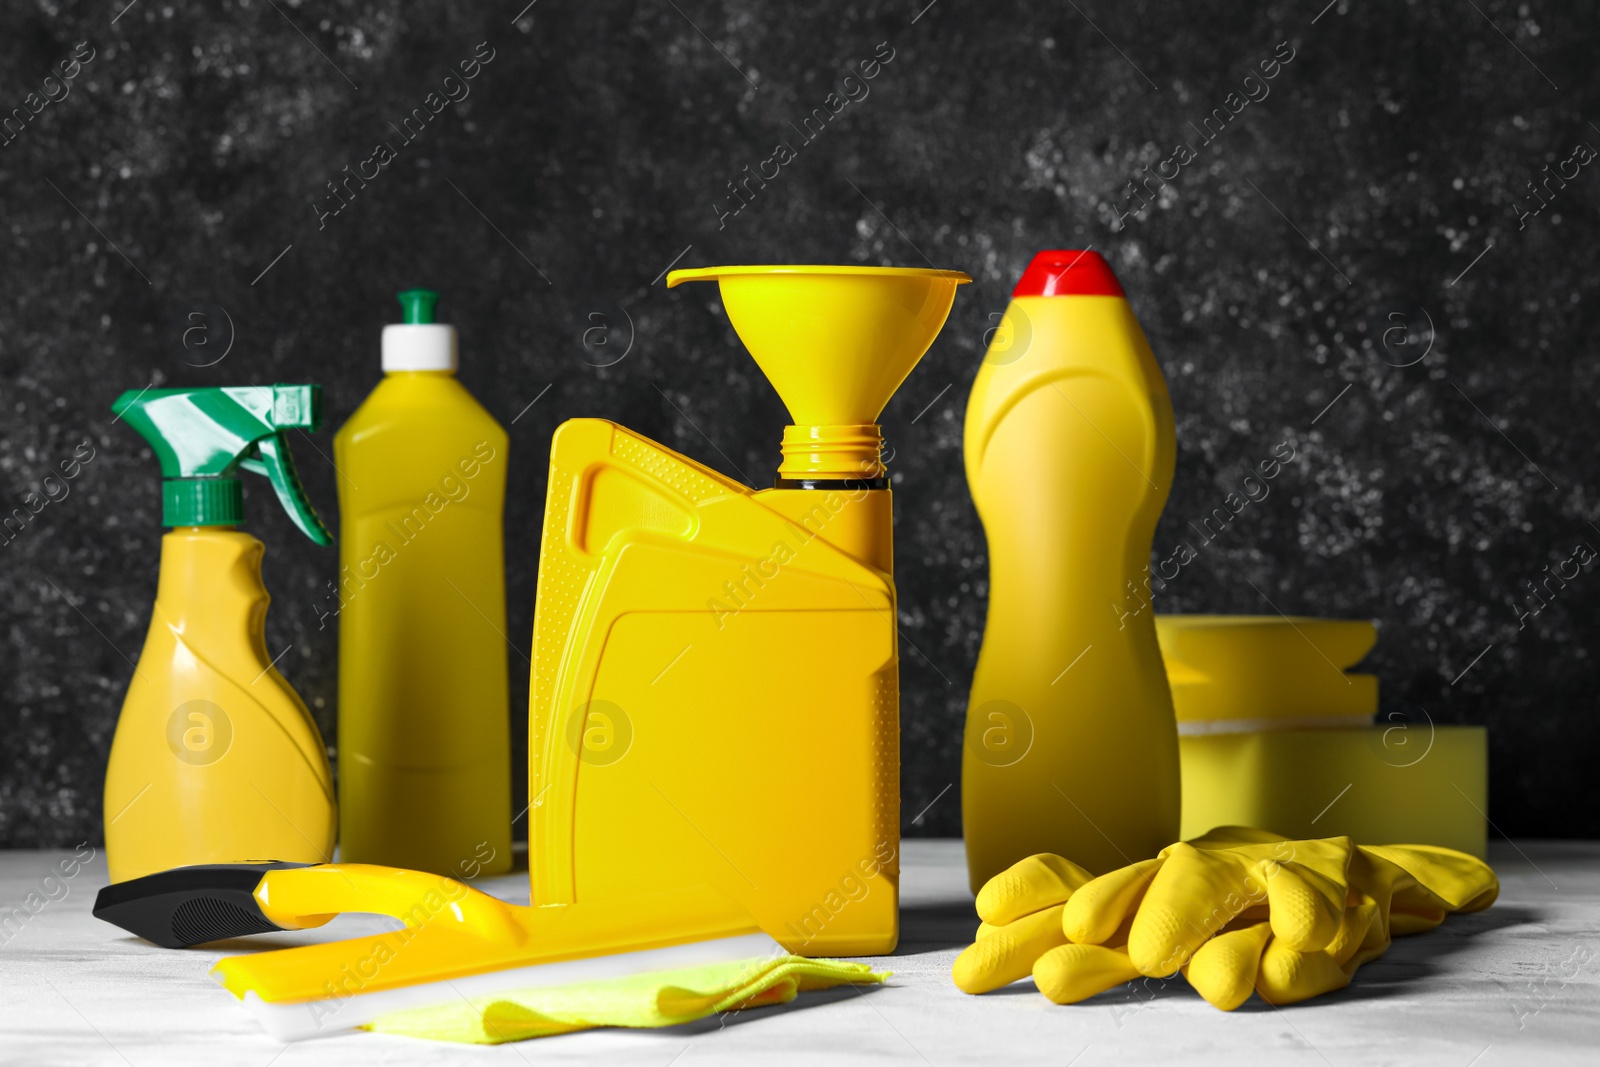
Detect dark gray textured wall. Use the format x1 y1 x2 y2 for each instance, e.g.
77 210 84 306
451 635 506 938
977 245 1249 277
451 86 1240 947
2 1 1595 846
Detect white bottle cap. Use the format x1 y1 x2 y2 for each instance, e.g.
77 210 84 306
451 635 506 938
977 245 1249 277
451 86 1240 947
382 323 458 372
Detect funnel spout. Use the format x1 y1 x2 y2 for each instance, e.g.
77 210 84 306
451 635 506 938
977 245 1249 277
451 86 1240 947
667 265 970 483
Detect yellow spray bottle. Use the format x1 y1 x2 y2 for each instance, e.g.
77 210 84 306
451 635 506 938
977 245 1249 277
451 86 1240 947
332 290 511 876
962 251 1180 889
104 385 337 884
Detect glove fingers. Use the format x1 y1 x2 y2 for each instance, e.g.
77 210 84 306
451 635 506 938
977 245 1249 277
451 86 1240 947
976 853 1096 926
1264 860 1347 952
1326 899 1381 966
1207 901 1389 1008
1062 856 1164 945
1255 938 1356 1006
1273 836 1355 888
1128 844 1255 975
1361 844 1500 912
952 904 1068 994
1183 921 1272 1011
1033 943 1143 1005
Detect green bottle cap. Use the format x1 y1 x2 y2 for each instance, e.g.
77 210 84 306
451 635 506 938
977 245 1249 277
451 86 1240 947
397 289 439 324
110 385 333 545
163 478 244 528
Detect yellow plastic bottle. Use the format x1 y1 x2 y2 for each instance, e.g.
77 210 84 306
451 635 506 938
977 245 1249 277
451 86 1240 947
526 266 969 955
962 250 1179 888
333 290 511 876
104 386 338 884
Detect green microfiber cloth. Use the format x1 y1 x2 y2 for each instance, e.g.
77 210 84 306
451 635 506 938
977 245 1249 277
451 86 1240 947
364 955 891 1044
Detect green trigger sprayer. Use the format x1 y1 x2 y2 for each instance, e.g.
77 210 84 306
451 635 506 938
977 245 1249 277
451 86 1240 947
111 385 332 544
104 385 337 884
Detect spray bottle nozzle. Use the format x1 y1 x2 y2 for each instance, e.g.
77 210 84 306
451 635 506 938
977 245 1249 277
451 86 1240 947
111 385 333 545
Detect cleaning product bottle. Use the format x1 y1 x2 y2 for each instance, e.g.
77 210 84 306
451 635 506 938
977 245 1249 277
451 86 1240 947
961 250 1179 889
333 289 511 876
104 385 337 884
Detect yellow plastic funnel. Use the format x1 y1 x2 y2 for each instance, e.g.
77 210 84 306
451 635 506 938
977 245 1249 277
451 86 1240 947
668 265 970 482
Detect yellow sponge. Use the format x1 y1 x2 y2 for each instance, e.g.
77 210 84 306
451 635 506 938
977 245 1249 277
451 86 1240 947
1156 615 1489 858
1158 615 1377 728
1178 726 1488 858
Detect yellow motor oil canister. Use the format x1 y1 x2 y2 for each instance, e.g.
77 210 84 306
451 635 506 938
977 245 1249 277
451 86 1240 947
332 290 511 876
962 250 1180 889
527 265 969 956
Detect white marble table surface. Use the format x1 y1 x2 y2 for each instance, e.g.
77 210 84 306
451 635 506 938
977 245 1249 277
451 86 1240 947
1 839 1595 1065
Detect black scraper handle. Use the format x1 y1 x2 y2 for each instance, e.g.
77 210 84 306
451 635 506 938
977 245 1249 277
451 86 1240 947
94 862 315 948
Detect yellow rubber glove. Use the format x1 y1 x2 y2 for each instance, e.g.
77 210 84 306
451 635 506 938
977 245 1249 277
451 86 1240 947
951 854 1091 994
1186 842 1499 1008
955 828 1319 1004
952 830 1497 1011
1064 828 1355 976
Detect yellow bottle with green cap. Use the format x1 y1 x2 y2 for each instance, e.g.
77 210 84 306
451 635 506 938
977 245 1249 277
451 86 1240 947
104 385 338 883
332 290 511 876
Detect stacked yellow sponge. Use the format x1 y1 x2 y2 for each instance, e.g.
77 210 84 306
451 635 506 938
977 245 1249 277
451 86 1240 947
1156 616 1488 858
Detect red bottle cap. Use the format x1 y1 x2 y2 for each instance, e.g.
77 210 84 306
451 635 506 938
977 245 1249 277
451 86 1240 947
1012 250 1124 297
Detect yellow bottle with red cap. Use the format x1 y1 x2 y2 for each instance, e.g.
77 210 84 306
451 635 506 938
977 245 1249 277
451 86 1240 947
962 251 1179 889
